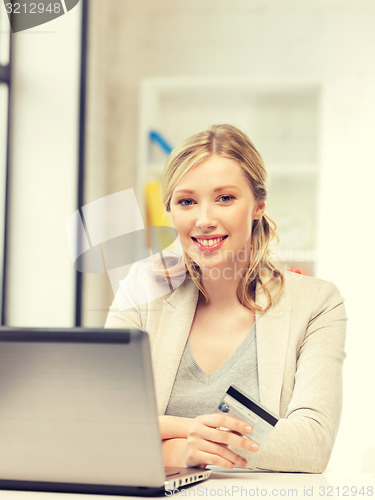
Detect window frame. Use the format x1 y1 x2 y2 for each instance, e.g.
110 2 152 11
0 14 12 325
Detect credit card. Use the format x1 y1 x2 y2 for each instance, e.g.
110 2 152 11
216 385 279 467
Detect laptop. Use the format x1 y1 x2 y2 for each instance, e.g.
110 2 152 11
0 327 211 495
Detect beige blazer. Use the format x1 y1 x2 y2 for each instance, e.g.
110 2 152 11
105 262 347 473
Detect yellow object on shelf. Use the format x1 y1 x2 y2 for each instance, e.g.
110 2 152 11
144 179 173 250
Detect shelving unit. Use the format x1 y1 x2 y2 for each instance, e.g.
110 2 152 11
137 77 321 275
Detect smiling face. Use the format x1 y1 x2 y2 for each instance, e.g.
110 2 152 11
169 154 265 272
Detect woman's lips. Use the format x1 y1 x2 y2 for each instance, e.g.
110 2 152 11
191 235 228 252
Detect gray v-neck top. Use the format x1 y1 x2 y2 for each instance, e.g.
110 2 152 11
165 323 259 418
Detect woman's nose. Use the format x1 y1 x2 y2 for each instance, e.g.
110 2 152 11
195 205 216 230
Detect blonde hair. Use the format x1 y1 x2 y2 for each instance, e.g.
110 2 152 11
160 124 284 312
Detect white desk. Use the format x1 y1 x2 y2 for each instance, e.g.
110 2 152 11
0 469 373 499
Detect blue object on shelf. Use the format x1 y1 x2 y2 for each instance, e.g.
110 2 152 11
149 130 173 155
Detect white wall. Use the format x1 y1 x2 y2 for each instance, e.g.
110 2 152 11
5 3 82 327
317 77 375 475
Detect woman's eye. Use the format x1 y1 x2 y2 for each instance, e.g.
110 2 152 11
177 196 234 206
218 195 235 203
178 199 195 206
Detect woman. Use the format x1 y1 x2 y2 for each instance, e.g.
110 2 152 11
106 124 346 473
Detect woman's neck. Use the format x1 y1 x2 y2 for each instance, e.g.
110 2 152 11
198 264 248 309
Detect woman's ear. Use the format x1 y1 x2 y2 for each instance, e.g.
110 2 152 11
253 201 266 220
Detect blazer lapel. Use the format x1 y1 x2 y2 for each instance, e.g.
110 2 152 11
152 280 199 414
255 281 291 416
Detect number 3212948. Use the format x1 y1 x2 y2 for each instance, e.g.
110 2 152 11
5 3 62 14
318 485 373 496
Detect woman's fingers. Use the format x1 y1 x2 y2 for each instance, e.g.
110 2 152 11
193 413 259 451
184 413 260 469
184 443 247 469
196 413 252 434
190 421 258 452
187 428 252 468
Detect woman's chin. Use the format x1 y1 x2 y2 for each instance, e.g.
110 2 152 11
188 251 224 267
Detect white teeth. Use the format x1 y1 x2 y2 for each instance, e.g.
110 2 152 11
196 237 225 247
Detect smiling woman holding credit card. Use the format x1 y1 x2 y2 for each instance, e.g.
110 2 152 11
105 124 347 473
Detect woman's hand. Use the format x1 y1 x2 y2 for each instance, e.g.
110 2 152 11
183 413 259 469
158 415 193 440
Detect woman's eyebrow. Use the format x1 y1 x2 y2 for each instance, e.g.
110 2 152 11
174 185 240 195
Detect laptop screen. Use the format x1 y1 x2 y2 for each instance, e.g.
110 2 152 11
0 328 166 489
